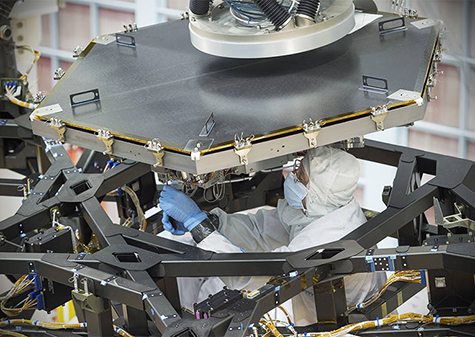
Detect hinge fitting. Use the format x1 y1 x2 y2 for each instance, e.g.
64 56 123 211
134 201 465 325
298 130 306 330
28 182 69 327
49 118 66 143
234 133 254 165
96 129 114 157
370 105 389 131
303 119 322 148
145 139 165 167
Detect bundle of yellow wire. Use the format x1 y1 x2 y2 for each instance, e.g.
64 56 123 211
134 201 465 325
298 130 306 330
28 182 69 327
0 276 37 317
4 85 37 110
258 312 475 337
0 319 134 337
348 270 422 312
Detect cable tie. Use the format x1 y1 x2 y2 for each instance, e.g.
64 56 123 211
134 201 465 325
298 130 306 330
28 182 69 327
357 303 362 309
115 326 120 332
434 314 440 323
34 320 38 326
376 317 380 326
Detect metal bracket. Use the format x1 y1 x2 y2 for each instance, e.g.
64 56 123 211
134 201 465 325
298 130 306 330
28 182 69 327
96 129 114 156
387 89 423 106
303 119 322 148
359 75 389 94
49 118 66 143
434 197 475 232
184 139 214 162
370 105 389 131
379 17 407 35
191 147 201 161
70 88 100 107
145 139 165 167
116 33 136 47
199 113 215 137
28 262 36 274
234 133 254 165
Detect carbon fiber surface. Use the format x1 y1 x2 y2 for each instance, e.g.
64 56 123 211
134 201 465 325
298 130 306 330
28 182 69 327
37 14 438 152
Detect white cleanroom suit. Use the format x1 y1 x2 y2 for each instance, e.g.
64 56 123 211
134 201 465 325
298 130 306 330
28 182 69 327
160 146 385 326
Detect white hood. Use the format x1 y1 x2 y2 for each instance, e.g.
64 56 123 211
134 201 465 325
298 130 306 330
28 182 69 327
278 146 360 230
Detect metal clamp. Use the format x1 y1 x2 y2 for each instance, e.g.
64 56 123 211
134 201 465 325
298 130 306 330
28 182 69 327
434 198 475 232
96 129 114 156
72 46 82 58
49 118 66 143
370 105 389 131
234 133 254 165
427 87 437 102
427 74 436 88
122 22 138 33
53 67 65 80
191 147 201 161
145 138 164 167
303 119 322 148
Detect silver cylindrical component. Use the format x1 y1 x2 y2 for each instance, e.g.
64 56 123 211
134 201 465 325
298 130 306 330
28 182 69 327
0 25 12 41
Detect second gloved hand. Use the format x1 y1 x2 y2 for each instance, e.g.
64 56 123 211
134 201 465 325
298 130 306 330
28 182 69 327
159 185 207 231
162 211 187 235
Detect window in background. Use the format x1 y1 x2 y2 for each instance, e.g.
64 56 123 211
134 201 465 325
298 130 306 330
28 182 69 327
423 64 460 128
408 130 459 156
58 3 90 52
167 0 188 11
99 7 135 35
469 67 475 132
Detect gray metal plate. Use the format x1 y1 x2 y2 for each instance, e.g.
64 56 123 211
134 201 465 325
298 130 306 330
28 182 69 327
36 13 438 153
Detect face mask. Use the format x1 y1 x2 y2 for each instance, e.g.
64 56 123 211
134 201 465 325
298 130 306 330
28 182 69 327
284 172 309 210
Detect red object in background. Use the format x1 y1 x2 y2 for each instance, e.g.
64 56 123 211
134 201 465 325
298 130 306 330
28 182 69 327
64 144 83 165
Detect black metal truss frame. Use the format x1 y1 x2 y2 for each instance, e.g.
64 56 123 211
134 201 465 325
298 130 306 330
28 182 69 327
0 138 474 336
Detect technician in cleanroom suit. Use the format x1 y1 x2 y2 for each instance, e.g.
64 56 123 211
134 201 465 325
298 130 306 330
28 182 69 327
159 146 385 326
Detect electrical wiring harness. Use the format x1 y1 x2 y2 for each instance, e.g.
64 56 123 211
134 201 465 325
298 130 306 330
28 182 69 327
255 271 473 336
348 270 423 312
258 312 475 337
0 319 134 337
0 276 38 318
3 45 41 110
3 83 37 110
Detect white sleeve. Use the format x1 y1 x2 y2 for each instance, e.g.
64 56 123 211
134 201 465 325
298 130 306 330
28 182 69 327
209 207 290 252
196 210 292 290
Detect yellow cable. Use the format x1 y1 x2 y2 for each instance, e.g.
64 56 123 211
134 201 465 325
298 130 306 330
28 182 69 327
295 313 475 336
4 86 37 110
277 305 292 325
348 270 421 311
0 328 26 337
0 319 135 336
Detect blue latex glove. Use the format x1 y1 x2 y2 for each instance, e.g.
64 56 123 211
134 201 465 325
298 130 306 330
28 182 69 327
159 185 207 231
162 211 187 235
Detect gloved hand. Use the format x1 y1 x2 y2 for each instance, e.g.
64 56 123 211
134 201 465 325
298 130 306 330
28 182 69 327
162 211 187 235
159 185 207 231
